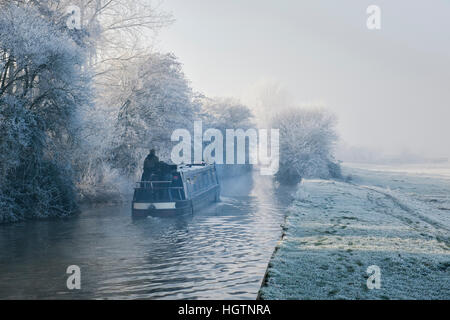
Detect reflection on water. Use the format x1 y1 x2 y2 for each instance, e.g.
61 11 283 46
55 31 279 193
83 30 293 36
0 172 294 299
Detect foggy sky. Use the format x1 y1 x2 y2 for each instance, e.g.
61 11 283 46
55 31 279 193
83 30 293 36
157 0 450 159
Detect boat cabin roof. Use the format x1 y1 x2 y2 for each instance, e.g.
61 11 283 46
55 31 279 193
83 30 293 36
177 163 215 173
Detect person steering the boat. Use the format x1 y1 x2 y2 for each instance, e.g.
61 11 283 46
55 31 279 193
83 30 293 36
141 149 159 181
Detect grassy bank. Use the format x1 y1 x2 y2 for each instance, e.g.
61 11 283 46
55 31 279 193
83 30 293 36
258 166 450 299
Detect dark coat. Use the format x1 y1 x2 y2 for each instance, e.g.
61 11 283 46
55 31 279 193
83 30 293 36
144 154 159 171
141 154 159 181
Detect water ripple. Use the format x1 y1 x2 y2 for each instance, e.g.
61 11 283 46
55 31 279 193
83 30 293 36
0 173 293 299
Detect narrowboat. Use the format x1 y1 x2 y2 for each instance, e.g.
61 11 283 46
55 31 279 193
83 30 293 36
132 163 220 218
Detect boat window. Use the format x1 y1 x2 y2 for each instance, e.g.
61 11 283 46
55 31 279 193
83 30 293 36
204 172 209 186
185 177 192 193
205 172 209 187
208 171 213 185
201 173 206 189
194 175 199 192
199 175 203 190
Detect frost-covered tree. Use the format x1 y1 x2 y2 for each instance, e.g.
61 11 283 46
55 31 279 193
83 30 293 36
0 3 91 222
271 108 340 184
7 0 175 202
109 53 199 178
199 97 254 176
200 97 253 131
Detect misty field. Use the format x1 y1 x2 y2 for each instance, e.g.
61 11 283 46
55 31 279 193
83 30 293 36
259 163 450 299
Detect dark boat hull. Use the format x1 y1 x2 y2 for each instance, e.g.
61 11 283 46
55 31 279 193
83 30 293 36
132 185 220 219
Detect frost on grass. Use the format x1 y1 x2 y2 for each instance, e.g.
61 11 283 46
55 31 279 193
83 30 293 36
259 165 450 299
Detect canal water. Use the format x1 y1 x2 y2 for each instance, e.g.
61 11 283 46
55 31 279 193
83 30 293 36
0 172 294 299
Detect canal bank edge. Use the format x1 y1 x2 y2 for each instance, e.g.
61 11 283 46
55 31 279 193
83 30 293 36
256 206 290 300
